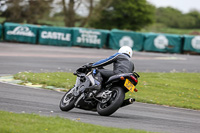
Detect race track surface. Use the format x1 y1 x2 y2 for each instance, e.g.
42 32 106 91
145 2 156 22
0 42 200 133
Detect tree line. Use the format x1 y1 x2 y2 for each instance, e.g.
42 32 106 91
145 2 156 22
156 7 200 29
1 0 200 31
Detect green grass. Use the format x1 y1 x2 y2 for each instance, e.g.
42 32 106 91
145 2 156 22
38 19 65 27
140 23 200 35
0 111 152 133
0 17 6 23
14 72 200 110
14 72 76 89
147 27 200 35
140 27 200 35
128 73 200 110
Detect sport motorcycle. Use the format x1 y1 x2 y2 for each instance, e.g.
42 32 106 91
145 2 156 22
59 64 140 116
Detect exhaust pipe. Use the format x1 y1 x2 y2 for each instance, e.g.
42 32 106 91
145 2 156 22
121 98 135 107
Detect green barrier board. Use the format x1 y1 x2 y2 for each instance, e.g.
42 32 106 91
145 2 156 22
72 28 109 48
0 24 2 41
109 29 144 51
183 35 200 53
4 22 39 44
38 26 72 46
143 33 182 53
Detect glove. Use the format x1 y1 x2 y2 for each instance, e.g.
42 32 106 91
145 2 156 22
85 63 93 68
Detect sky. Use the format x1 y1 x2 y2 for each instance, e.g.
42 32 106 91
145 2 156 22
147 0 200 13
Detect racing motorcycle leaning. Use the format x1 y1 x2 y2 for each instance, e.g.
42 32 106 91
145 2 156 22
59 64 140 116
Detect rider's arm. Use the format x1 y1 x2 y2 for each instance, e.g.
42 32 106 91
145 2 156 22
92 53 120 68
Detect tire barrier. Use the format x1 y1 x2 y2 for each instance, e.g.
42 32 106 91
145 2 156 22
1 22 200 54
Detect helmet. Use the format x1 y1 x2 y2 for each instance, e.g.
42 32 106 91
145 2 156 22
118 46 133 58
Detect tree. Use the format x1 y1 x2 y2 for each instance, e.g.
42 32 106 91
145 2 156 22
156 7 183 28
59 0 112 27
24 0 53 24
156 7 199 29
1 0 25 23
1 0 53 24
186 10 200 28
180 14 196 29
89 0 155 30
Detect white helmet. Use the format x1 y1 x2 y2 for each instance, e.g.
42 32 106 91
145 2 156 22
118 46 133 58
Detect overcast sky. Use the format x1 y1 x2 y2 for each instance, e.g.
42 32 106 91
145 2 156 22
147 0 200 13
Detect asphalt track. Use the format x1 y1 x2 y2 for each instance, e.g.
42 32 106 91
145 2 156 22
0 42 200 133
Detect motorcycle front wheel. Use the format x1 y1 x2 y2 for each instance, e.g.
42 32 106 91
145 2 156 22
97 86 125 116
59 88 77 111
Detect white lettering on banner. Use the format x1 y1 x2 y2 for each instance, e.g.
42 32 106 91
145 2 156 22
119 36 134 48
79 29 101 35
191 36 200 50
7 26 35 37
76 29 101 44
154 35 169 49
41 31 71 41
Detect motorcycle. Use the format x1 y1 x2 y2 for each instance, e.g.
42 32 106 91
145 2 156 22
59 64 140 116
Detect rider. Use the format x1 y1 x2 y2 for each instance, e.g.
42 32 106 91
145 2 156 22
89 46 134 90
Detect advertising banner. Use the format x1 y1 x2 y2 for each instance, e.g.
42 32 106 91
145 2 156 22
109 29 144 51
38 26 72 46
183 35 200 53
72 28 109 48
0 24 2 40
4 22 39 44
143 33 182 53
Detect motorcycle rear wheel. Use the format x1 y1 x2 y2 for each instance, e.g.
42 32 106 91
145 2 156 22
97 86 125 116
59 88 77 111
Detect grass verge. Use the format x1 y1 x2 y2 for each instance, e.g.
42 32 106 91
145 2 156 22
14 72 76 89
14 72 200 110
128 73 200 110
139 23 200 35
0 111 152 133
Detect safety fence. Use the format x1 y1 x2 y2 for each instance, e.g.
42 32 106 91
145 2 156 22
1 22 200 54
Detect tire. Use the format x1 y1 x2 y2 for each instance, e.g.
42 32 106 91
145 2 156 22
97 87 125 116
59 88 77 111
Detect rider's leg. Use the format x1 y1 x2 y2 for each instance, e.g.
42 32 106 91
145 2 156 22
86 69 114 92
98 69 115 81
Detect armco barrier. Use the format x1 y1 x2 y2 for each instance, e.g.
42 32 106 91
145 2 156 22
38 26 72 46
109 29 144 51
72 28 109 48
4 22 39 44
143 33 182 53
183 35 200 53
